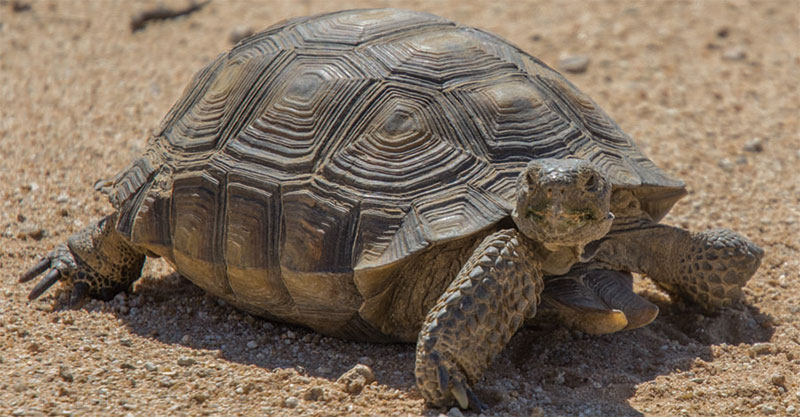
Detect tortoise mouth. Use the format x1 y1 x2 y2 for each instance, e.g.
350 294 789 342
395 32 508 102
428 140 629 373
532 210 615 247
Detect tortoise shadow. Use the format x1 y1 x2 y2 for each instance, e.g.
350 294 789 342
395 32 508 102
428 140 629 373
102 272 773 416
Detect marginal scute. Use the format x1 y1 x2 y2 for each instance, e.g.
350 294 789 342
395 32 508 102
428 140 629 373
224 174 296 318
171 169 231 298
352 205 406 274
109 151 160 210
280 182 358 274
129 185 172 257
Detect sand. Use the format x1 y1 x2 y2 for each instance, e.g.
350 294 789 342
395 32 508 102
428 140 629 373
1 0 798 416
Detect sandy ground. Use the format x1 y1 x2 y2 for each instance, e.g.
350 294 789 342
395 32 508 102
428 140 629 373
1 0 798 416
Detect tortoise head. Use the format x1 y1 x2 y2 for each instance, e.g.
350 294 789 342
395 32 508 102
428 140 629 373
512 158 614 251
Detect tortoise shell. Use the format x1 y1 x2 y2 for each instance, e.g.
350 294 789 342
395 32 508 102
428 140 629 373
107 9 685 338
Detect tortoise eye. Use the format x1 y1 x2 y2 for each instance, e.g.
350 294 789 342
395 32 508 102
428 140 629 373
526 209 544 221
526 170 538 185
584 174 599 192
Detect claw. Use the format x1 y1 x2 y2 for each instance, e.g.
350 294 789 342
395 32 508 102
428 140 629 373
437 365 450 392
20 258 51 283
29 269 61 300
451 379 469 410
466 387 487 411
69 282 90 309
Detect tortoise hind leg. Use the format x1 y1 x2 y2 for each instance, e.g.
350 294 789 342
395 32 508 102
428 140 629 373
415 229 542 410
20 213 146 307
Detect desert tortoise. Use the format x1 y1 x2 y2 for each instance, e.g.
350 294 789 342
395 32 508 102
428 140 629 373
20 9 764 409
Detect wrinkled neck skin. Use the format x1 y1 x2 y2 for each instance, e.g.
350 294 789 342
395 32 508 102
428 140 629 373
526 236 586 276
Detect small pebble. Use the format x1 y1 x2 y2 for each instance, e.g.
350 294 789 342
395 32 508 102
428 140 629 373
358 356 374 366
337 364 375 395
229 25 254 44
722 46 747 60
55 193 69 203
181 334 191 344
11 0 31 13
760 404 777 415
787 405 796 414
192 392 209 403
559 55 590 73
177 356 197 367
749 342 773 356
283 396 299 408
717 158 735 172
447 407 465 417
530 406 545 417
144 362 157 372
59 365 74 382
159 377 176 387
247 340 258 349
119 338 133 347
21 182 39 192
743 137 764 152
768 373 785 386
19 225 45 240
303 386 324 401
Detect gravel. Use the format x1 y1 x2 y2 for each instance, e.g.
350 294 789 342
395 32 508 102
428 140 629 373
3 1 798 416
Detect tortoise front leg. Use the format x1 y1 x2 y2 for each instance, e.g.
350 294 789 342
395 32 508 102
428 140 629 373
415 229 542 409
590 190 764 310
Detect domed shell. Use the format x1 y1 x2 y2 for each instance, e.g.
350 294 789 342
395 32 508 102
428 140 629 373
107 9 685 335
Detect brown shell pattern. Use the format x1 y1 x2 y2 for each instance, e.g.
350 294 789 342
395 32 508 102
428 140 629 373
109 9 684 326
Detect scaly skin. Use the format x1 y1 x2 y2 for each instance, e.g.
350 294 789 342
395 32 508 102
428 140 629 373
539 190 763 334
415 229 542 409
19 213 146 307
414 159 613 409
591 190 764 311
